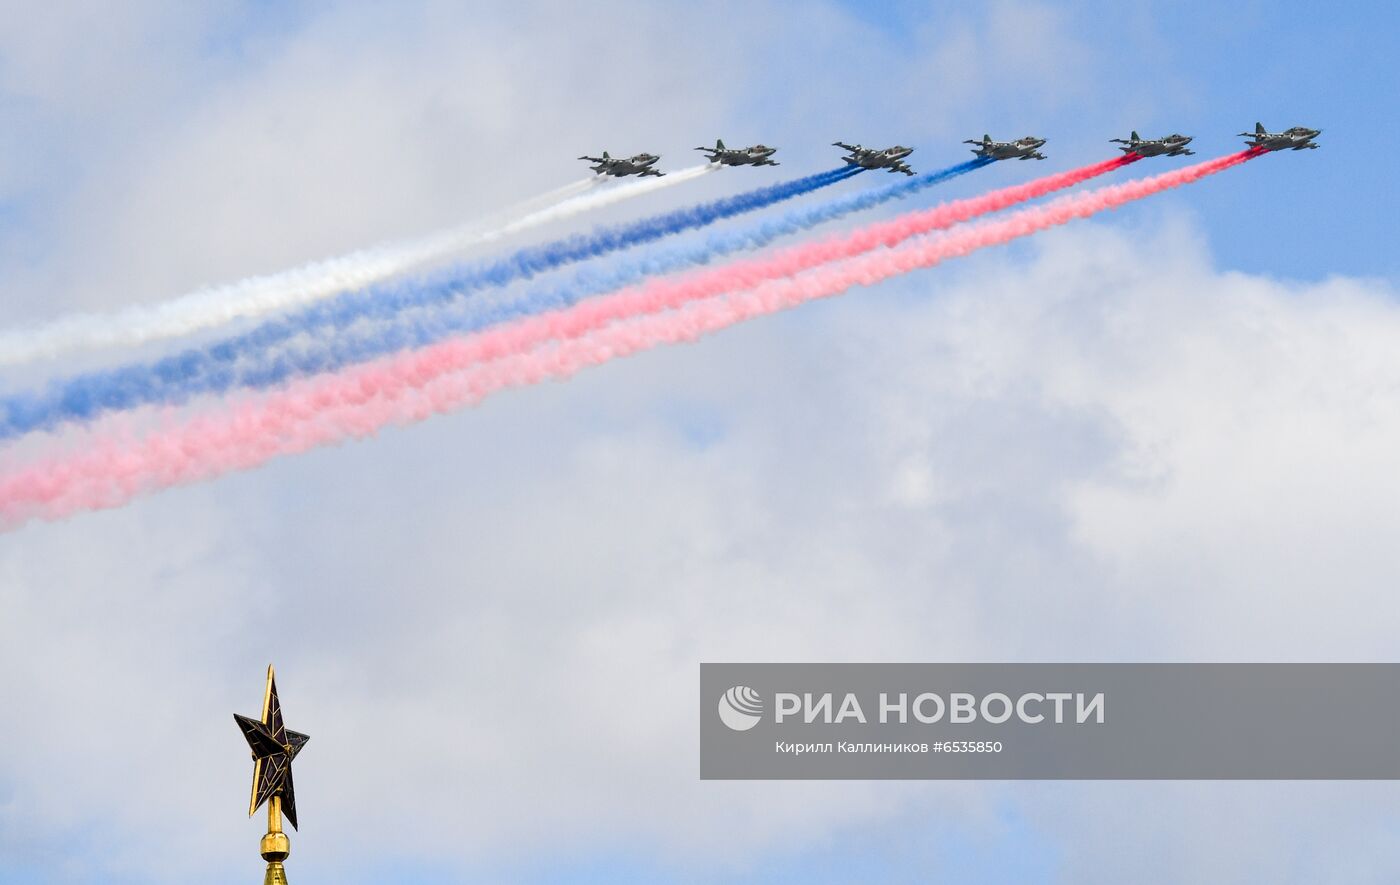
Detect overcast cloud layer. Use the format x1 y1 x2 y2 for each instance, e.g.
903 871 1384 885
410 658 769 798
2 2 1397 883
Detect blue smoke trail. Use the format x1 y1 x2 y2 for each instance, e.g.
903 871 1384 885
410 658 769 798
0 161 998 439
544 157 994 311
0 166 862 438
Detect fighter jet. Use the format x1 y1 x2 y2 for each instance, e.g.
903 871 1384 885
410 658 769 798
577 151 664 178
1238 122 1321 152
964 134 1048 161
696 139 779 167
1110 131 1195 158
832 142 915 176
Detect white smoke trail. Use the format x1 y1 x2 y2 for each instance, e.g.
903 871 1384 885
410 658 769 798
469 162 714 247
0 164 713 365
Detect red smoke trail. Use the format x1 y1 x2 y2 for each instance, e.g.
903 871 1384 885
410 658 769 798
0 150 1259 528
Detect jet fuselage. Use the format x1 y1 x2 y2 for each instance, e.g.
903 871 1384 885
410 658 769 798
578 152 664 177
1240 124 1321 152
1112 132 1195 158
965 135 1048 161
833 142 915 175
698 141 779 166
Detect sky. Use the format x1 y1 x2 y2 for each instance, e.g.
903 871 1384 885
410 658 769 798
1 1 1399 882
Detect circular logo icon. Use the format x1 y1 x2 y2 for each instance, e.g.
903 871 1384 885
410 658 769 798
718 685 764 731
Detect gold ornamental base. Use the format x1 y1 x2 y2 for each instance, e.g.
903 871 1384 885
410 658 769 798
260 828 290 882
260 830 290 861
258 796 290 882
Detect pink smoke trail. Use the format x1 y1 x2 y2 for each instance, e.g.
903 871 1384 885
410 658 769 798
0 150 1259 528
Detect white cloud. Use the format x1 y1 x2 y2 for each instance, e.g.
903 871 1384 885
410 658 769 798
6 211 1400 880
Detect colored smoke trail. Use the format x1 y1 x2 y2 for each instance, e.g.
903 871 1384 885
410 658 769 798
203 154 1122 397
0 165 855 439
0 173 710 365
409 157 999 333
0 150 1260 528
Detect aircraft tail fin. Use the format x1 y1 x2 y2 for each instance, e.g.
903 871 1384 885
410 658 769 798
1255 122 1266 135
716 139 725 150
1130 130 1140 142
983 134 992 144
602 150 610 159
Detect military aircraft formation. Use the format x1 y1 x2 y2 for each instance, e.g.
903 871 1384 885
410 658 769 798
579 123 1319 178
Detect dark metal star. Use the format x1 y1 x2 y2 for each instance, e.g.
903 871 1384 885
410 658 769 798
234 666 310 829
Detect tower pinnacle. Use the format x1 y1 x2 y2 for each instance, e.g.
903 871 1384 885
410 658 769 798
235 665 309 884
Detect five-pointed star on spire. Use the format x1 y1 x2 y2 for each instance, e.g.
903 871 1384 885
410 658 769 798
234 666 310 829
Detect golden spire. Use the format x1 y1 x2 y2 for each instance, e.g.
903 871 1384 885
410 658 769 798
234 665 309 884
